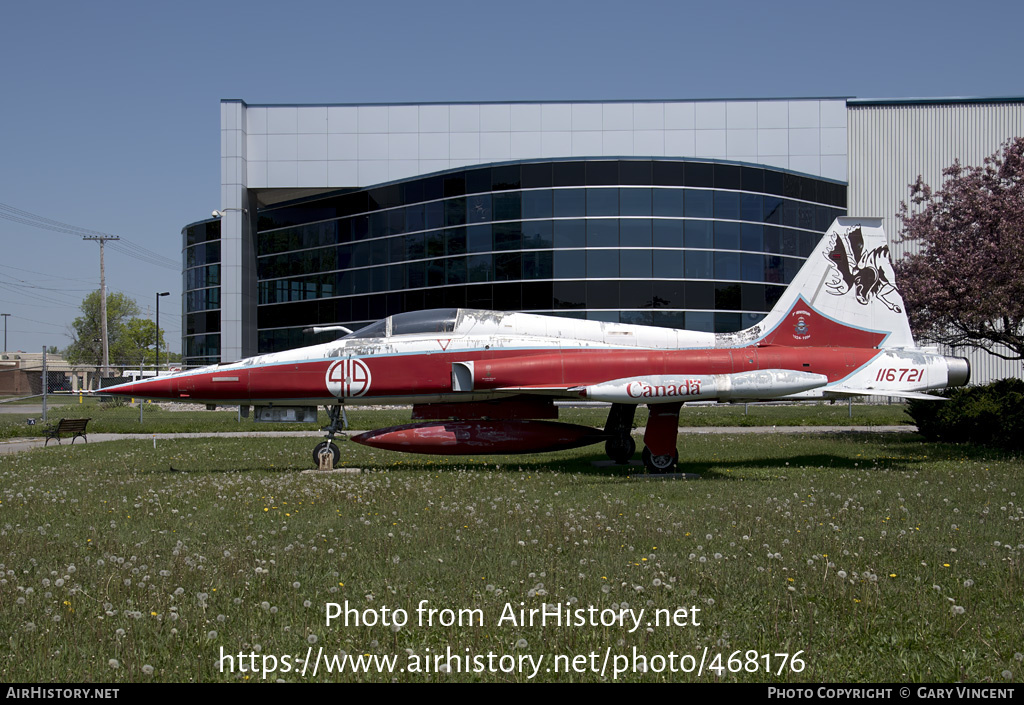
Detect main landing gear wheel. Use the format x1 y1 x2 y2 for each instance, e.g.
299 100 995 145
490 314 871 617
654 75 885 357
313 441 341 469
605 435 637 464
642 446 679 474
603 403 638 464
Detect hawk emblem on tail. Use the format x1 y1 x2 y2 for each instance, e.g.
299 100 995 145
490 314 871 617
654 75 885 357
823 227 903 313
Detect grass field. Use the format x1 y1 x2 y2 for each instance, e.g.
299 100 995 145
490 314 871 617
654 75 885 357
0 398 913 439
1 427 1021 683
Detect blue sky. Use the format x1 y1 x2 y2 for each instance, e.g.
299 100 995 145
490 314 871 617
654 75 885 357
1 0 1021 355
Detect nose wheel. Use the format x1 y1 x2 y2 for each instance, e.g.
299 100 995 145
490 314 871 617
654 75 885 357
313 403 347 468
313 441 341 468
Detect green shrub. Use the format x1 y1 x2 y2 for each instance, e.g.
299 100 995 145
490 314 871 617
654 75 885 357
906 378 1024 450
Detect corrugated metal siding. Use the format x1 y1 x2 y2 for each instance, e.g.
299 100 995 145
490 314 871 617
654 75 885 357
849 102 1024 383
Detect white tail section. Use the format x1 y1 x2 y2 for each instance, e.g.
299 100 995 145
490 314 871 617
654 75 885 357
738 217 916 350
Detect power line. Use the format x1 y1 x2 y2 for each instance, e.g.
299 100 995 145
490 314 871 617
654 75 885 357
0 282 80 308
0 202 180 270
0 298 75 310
0 273 95 293
0 262 99 286
9 314 66 329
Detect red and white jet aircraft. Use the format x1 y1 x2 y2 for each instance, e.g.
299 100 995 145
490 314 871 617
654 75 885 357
108 217 969 472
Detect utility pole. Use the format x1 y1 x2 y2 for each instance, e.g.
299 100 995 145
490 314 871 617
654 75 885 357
82 235 119 378
1 313 9 352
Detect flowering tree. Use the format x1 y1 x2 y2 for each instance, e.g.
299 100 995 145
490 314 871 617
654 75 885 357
895 137 1024 361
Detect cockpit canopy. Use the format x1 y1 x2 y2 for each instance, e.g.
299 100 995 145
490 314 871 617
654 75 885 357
342 308 459 340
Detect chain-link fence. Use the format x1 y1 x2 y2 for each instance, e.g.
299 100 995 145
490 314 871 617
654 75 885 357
0 353 284 434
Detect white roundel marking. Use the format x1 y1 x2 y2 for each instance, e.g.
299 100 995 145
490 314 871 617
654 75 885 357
325 359 372 398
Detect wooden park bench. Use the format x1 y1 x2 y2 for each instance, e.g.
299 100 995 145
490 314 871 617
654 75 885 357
44 418 91 446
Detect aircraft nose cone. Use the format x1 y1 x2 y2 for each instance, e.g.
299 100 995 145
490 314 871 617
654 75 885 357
103 380 138 396
104 376 177 399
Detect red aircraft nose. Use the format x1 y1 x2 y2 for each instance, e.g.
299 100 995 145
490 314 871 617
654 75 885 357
103 376 180 400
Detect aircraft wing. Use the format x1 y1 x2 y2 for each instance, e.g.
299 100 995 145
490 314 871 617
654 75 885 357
493 385 579 395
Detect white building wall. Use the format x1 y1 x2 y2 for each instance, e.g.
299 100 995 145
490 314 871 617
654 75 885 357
242 98 849 188
219 100 258 362
848 99 1024 383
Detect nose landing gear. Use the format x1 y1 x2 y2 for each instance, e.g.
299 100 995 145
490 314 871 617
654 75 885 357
313 403 347 468
313 440 340 469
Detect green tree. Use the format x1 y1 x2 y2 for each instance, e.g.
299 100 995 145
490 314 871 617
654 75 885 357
119 317 166 365
65 291 167 367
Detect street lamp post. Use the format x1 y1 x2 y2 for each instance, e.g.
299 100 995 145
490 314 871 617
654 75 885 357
1 313 9 352
155 292 170 373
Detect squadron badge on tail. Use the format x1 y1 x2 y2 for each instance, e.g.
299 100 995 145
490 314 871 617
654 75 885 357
824 226 903 313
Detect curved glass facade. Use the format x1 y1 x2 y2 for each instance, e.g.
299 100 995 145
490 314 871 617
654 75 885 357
182 218 221 366
252 159 845 355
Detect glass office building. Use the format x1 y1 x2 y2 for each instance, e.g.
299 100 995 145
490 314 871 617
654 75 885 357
183 157 844 360
182 218 221 366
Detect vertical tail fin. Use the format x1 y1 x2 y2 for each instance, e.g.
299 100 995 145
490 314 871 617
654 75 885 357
746 217 916 349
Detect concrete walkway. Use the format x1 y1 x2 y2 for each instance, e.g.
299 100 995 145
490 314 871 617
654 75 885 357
0 430 324 455
0 425 916 456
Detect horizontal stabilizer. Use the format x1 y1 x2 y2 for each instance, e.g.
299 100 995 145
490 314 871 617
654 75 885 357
823 388 946 401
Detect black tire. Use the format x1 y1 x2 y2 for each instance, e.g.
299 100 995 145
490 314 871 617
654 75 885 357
605 435 637 464
641 446 679 473
313 441 340 468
